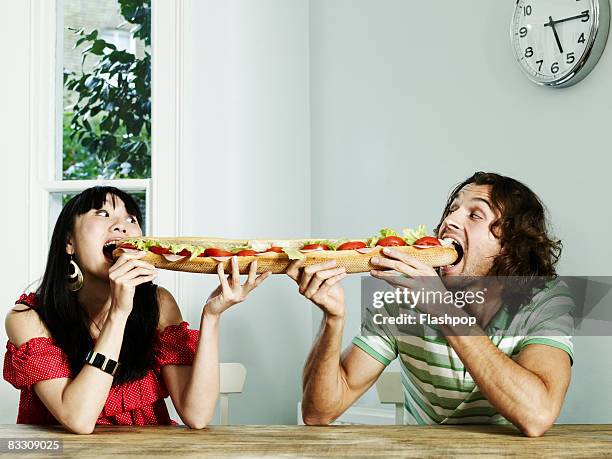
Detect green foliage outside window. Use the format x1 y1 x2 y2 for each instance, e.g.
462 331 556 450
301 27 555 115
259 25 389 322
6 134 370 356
63 0 151 181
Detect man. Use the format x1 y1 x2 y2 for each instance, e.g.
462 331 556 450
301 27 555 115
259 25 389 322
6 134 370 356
287 172 573 437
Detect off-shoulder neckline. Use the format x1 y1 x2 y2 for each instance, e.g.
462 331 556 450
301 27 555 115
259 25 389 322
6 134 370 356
6 321 191 352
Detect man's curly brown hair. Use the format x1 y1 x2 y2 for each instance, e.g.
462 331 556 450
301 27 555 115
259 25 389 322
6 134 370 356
435 172 562 279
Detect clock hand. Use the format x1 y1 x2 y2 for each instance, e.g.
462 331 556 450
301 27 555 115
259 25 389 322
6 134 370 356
549 12 589 25
544 16 564 54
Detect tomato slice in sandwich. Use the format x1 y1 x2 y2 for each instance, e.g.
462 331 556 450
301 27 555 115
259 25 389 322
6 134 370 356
236 250 260 256
376 236 407 247
200 248 234 257
413 236 441 247
302 244 330 251
337 241 367 251
265 246 285 253
150 246 172 255
119 243 138 250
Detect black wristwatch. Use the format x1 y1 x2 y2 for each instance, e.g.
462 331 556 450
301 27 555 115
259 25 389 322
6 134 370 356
84 350 120 377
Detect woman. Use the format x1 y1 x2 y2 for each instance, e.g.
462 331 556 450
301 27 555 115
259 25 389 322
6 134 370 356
3 186 270 433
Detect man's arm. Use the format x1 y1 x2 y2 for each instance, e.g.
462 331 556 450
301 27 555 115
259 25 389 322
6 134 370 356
301 316 386 425
446 335 571 437
370 249 572 436
286 259 387 425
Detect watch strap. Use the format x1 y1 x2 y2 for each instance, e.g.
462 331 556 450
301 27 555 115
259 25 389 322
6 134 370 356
85 350 120 376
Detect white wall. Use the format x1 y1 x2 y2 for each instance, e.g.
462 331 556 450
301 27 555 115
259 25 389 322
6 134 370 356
0 0 31 422
182 0 312 424
309 0 612 422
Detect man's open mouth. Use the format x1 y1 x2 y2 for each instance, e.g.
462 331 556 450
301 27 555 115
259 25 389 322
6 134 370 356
450 241 464 267
442 237 464 267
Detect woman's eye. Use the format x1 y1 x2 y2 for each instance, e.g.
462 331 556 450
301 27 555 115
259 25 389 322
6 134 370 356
470 212 483 220
128 216 138 224
96 210 109 217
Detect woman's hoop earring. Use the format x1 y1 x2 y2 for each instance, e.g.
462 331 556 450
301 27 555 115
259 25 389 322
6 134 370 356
67 255 84 292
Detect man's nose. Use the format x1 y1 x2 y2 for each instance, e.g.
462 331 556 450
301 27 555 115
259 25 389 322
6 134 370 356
447 219 461 230
444 212 463 231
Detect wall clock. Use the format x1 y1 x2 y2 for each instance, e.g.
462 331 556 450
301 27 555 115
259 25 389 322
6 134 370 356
511 0 610 87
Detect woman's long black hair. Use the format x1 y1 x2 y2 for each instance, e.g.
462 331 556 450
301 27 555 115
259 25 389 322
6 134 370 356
30 186 159 385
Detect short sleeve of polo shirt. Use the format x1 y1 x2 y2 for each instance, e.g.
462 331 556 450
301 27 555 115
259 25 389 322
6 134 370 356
352 300 399 366
513 279 575 364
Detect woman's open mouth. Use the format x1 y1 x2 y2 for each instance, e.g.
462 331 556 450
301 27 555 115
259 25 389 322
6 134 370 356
102 242 117 263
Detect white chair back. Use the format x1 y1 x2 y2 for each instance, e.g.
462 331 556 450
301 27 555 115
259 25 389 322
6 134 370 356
219 363 247 425
375 372 404 424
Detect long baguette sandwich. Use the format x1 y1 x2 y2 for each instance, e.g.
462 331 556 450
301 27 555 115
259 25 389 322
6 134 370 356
108 227 463 275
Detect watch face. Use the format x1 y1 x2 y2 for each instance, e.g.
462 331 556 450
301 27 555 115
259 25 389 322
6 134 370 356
511 0 607 86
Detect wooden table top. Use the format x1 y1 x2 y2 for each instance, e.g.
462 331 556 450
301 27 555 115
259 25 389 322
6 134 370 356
1 424 611 458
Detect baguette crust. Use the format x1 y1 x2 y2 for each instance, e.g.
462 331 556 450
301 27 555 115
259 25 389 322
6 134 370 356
112 237 458 274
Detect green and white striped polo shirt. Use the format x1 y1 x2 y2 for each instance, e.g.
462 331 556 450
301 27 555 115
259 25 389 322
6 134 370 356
352 278 574 425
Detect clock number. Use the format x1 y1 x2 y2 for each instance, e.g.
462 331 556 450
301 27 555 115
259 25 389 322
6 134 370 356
519 27 528 38
566 52 575 64
581 10 590 22
578 33 586 44
536 60 544 71
524 5 532 16
551 62 560 74
525 47 534 58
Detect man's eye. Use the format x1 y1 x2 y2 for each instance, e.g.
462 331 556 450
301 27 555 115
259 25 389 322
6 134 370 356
96 210 109 217
128 216 138 224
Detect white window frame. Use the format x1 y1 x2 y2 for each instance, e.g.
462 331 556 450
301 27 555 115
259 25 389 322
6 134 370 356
27 0 191 302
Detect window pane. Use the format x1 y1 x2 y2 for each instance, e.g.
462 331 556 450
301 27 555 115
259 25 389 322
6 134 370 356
62 0 151 180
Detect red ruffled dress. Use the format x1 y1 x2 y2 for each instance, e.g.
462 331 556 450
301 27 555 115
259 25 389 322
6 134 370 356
3 293 200 426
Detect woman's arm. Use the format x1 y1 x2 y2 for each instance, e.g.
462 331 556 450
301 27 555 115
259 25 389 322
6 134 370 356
5 251 156 434
161 257 270 428
6 305 129 434
158 296 220 429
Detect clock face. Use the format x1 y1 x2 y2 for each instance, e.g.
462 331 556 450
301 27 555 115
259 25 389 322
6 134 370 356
511 0 609 87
